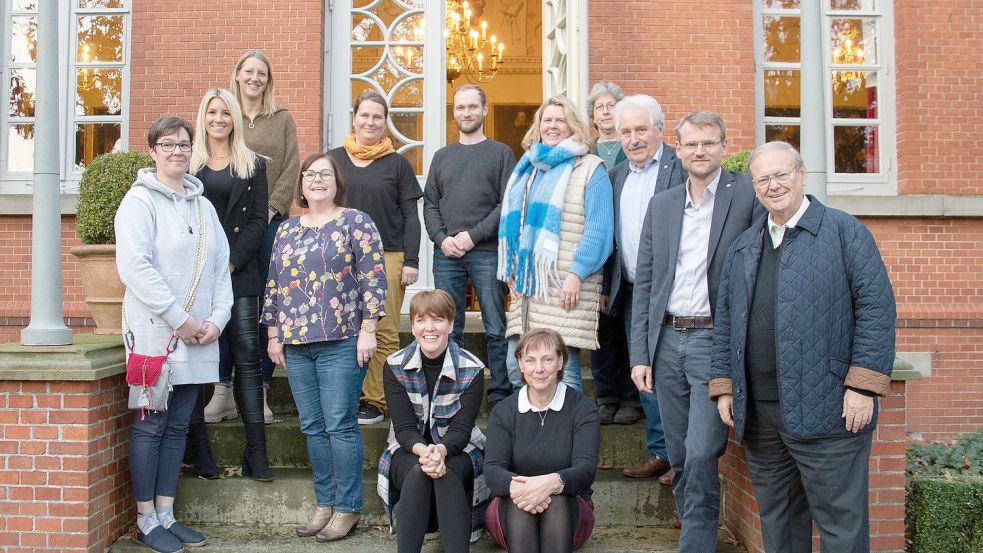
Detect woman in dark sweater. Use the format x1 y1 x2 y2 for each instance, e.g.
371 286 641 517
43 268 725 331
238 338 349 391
378 290 488 553
186 88 272 481
484 328 600 553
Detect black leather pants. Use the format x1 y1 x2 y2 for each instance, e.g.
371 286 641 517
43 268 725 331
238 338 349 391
223 296 264 425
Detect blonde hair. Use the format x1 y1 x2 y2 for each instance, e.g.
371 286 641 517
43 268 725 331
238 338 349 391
190 88 258 179
521 95 591 150
230 50 277 117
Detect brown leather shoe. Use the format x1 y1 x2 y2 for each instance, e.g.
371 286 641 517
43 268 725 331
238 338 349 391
659 469 674 486
296 506 333 537
315 511 360 542
622 456 671 479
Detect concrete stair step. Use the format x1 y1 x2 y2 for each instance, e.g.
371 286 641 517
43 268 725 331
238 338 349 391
194 416 649 470
172 468 677 528
108 524 745 553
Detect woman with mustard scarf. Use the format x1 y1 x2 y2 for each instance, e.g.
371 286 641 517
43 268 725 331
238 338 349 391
328 90 423 427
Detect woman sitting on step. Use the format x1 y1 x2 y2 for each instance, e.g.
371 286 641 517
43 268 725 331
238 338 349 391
263 152 387 542
484 328 600 553
378 290 489 553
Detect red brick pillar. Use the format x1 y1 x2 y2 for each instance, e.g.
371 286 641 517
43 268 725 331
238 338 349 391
719 376 914 553
0 335 132 553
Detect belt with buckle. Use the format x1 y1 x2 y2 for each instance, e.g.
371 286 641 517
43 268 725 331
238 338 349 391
663 313 713 330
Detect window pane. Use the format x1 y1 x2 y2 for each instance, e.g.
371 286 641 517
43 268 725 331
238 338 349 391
832 70 878 118
763 16 801 62
76 68 122 116
765 125 800 150
830 0 876 10
833 125 879 173
764 69 800 117
830 17 877 65
78 0 124 7
9 69 36 117
763 0 800 7
76 15 125 63
12 1 37 11
10 16 37 63
75 123 121 171
8 124 34 172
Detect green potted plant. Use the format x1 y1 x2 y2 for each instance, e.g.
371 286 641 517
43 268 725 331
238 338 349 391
71 151 152 334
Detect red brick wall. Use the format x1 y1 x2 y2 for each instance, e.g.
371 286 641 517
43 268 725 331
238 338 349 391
0 375 132 552
719 381 909 553
895 0 983 195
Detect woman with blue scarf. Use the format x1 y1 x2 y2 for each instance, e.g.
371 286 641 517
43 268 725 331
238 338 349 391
497 95 614 392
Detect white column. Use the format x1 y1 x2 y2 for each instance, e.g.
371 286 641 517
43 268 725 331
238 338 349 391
800 0 828 202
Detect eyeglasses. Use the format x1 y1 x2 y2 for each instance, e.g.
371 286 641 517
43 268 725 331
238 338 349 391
752 168 797 189
302 169 335 182
155 141 192 153
593 102 617 113
679 139 723 151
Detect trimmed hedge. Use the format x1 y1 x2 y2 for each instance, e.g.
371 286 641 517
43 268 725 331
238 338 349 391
75 151 153 245
721 149 751 173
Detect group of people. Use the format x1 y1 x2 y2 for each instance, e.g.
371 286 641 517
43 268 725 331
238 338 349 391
115 46 896 553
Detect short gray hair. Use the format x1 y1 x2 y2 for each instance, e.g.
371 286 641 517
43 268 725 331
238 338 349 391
614 94 665 132
674 110 726 142
586 81 625 126
747 141 806 176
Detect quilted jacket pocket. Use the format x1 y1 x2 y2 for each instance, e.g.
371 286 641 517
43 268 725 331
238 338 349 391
829 358 850 380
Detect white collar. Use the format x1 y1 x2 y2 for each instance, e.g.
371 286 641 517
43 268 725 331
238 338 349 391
767 195 811 234
518 382 568 413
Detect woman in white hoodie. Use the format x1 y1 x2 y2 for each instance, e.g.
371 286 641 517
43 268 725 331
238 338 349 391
115 116 233 553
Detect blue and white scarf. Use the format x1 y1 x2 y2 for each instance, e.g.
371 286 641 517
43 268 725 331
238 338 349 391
497 137 589 299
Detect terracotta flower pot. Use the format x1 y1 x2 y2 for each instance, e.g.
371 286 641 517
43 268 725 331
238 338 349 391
70 244 123 335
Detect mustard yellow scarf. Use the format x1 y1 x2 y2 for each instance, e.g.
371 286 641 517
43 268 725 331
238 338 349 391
343 134 395 160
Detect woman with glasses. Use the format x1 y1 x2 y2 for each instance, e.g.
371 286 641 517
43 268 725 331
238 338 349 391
497 95 614 393
203 50 301 423
263 152 387 542
116 116 233 553
586 81 626 168
185 88 272 482
327 90 423 427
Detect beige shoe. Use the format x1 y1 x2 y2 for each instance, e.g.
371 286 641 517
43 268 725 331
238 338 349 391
263 384 274 424
203 384 238 423
296 506 333 537
315 511 360 542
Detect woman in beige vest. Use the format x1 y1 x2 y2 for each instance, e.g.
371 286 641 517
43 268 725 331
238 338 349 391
497 96 614 392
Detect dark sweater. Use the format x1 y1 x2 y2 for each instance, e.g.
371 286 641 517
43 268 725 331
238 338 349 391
328 147 423 268
484 386 600 500
423 139 516 252
745 230 780 401
383 350 484 456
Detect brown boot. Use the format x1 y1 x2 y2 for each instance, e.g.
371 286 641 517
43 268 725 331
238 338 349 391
315 511 360 542
622 455 671 479
296 506 333 537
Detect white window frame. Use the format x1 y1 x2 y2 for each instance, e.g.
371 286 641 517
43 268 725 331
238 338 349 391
755 0 896 195
0 0 130 195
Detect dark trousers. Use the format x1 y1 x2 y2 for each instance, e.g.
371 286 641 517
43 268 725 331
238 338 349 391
259 214 286 384
129 384 199 501
744 400 873 553
390 448 474 553
589 305 639 407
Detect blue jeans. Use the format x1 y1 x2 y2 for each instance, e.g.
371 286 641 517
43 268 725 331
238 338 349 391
432 249 511 402
129 384 199 502
260 214 287 384
622 286 667 459
506 336 583 391
286 339 366 512
653 326 728 552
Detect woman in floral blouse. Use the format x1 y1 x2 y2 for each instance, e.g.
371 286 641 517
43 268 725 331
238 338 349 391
262 152 387 543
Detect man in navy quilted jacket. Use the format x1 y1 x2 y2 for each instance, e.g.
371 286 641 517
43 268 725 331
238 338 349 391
709 141 896 553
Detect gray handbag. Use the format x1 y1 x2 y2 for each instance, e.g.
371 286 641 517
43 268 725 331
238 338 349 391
124 197 208 414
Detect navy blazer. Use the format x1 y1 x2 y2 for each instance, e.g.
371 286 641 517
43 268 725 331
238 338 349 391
602 144 687 317
199 158 269 297
628 168 764 368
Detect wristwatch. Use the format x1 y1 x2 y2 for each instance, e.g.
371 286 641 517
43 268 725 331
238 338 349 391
360 319 378 333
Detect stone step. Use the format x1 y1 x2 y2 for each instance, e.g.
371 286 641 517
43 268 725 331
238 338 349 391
192 415 649 470
171 468 677 528
108 524 746 553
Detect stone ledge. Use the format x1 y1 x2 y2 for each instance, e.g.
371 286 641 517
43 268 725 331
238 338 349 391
828 194 983 217
0 333 124 381
0 193 79 215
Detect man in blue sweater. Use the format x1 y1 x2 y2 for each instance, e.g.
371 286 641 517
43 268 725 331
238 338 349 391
710 141 896 553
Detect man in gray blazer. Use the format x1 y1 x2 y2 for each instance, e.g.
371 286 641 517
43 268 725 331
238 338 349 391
629 111 763 552
599 95 686 483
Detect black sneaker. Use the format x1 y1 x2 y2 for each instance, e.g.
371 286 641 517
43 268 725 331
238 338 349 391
164 521 207 547
357 402 384 425
136 526 185 553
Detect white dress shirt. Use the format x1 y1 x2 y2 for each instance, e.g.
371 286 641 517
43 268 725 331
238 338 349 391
767 195 811 248
619 144 663 283
666 170 721 317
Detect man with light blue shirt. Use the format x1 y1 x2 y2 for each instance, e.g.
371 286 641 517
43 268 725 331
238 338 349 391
602 95 686 482
629 111 763 551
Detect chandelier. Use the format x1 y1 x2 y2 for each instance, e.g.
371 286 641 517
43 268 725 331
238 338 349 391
831 28 865 93
78 44 96 92
445 0 505 84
